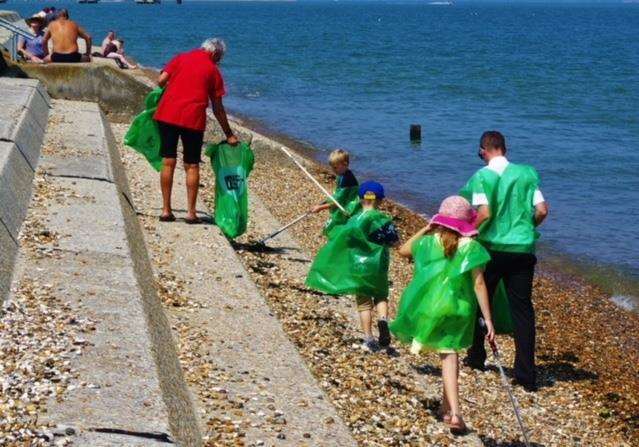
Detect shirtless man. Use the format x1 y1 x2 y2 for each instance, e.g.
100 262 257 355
43 9 92 63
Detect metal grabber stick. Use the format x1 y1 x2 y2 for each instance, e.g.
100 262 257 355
480 318 532 447
278 146 348 214
258 211 312 245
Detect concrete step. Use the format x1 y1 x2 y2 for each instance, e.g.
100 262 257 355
0 77 50 303
6 99 201 445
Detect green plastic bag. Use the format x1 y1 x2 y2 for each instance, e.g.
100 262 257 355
492 281 514 334
205 142 254 239
306 209 393 299
323 182 361 237
124 88 164 172
390 235 491 352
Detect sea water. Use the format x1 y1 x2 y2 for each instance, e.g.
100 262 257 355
9 0 639 307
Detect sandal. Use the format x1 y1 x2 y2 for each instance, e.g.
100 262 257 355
446 415 468 436
159 214 176 222
184 217 202 225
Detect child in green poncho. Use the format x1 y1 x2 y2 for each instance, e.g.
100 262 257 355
309 149 360 237
390 196 495 435
306 181 399 352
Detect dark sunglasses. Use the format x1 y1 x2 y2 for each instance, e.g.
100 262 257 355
478 146 486 160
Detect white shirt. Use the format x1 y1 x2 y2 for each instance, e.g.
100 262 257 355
472 156 545 206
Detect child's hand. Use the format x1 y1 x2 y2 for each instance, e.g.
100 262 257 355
310 205 323 214
484 319 496 345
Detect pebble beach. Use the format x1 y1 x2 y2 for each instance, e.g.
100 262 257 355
203 118 639 446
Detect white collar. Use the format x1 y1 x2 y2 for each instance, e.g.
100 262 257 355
486 155 509 175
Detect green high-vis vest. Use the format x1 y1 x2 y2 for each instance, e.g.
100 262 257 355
460 163 541 254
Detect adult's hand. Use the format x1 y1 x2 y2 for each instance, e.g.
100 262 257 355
226 134 239 146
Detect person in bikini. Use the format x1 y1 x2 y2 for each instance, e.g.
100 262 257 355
43 9 92 63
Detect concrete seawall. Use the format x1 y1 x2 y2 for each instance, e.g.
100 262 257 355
0 77 50 304
4 97 203 445
0 10 354 445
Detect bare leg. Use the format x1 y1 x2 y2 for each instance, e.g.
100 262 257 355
358 309 373 338
375 300 388 320
441 353 466 430
160 158 177 217
184 163 200 220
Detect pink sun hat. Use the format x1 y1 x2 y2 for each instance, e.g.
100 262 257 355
430 195 478 237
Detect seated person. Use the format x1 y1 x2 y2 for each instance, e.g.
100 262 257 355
105 39 138 69
43 9 91 63
101 30 116 55
19 15 47 63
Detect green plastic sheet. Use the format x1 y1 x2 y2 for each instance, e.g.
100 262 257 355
323 185 361 237
390 235 493 352
124 88 164 172
205 142 254 239
306 209 393 299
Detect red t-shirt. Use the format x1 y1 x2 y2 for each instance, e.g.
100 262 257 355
154 49 226 131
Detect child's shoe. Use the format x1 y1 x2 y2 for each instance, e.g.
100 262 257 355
377 319 391 347
446 414 468 436
362 336 380 353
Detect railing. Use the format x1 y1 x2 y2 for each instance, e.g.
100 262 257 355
0 17 33 61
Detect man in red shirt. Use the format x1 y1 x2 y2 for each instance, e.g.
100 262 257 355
154 38 238 224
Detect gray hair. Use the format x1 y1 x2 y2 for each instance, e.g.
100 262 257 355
201 38 226 56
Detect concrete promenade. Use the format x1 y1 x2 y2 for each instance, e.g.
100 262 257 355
113 122 356 446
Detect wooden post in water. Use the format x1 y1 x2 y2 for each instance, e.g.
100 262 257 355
410 124 421 143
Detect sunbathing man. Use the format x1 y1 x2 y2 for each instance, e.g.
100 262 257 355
43 9 91 63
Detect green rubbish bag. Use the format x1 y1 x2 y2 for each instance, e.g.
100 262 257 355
124 88 164 172
306 209 393 299
205 141 254 239
323 185 361 237
390 235 492 352
492 281 514 334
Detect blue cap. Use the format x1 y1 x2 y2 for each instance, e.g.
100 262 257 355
358 181 385 200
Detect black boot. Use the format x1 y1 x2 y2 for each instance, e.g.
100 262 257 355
378 319 391 348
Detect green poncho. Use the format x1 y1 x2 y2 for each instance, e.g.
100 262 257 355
390 235 491 352
205 142 254 239
124 88 164 172
306 209 395 299
460 163 541 253
323 170 361 237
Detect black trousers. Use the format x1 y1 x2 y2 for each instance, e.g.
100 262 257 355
467 250 537 386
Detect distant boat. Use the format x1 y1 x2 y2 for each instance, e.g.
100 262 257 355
135 0 161 4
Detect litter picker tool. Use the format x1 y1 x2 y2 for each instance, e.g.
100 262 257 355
278 146 348 215
259 211 312 245
480 318 532 447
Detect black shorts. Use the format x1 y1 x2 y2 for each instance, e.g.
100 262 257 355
157 121 204 164
51 52 82 63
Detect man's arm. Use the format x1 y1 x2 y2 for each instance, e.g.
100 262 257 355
18 37 29 56
78 27 91 58
157 71 170 88
211 97 237 145
534 201 548 226
474 205 491 228
42 30 51 58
